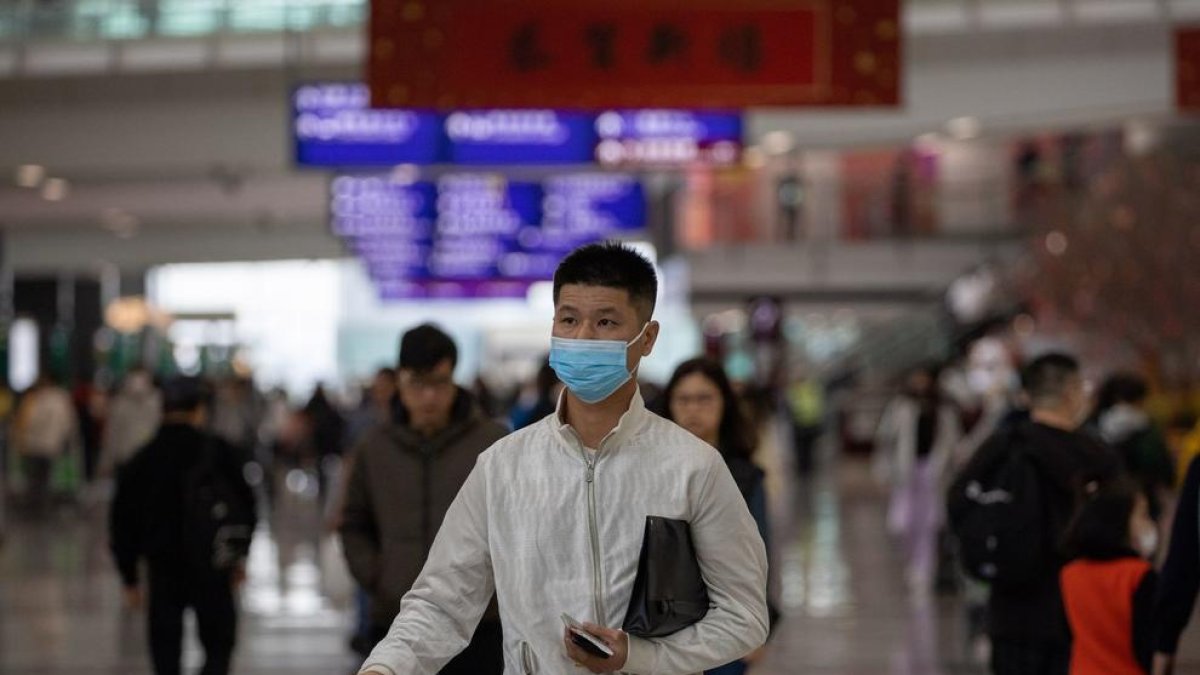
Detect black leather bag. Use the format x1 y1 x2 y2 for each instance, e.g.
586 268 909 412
621 516 710 638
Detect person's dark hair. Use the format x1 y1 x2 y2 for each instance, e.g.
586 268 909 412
1021 352 1080 408
1063 478 1141 560
398 324 458 373
1095 372 1148 414
553 241 658 321
535 357 559 400
375 367 397 381
661 357 758 460
161 376 213 414
905 362 943 401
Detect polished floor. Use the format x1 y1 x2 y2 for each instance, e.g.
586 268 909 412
1 427 1197 675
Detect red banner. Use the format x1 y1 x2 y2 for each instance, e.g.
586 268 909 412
368 0 900 109
1178 26 1200 111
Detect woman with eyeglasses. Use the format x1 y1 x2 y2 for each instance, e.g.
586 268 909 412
660 357 771 675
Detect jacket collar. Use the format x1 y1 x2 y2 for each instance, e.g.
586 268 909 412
553 387 650 456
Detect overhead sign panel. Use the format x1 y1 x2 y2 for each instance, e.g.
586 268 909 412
368 0 900 109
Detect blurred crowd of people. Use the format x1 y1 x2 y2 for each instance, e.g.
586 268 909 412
3 302 1199 675
871 347 1200 675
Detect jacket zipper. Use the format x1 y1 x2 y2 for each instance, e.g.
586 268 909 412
520 640 535 674
583 450 607 624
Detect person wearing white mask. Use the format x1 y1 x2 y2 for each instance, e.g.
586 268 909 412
357 242 768 675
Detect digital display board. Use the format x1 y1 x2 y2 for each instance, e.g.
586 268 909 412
295 83 741 168
443 110 597 165
294 84 442 167
595 109 743 166
331 172 646 300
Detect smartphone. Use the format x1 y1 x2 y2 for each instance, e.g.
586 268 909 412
560 613 614 659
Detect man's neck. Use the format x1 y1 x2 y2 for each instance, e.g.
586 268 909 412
1031 408 1077 431
563 381 638 449
411 419 450 439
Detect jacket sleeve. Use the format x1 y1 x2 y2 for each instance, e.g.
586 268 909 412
109 457 145 587
339 443 383 592
1155 456 1200 655
623 451 770 675
359 454 495 675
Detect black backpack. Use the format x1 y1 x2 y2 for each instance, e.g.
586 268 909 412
182 439 254 572
947 427 1051 590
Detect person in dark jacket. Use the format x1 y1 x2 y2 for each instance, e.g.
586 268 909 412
1152 456 1200 675
1060 479 1159 674
109 376 258 675
660 357 769 675
1088 373 1174 520
951 353 1122 675
339 324 509 674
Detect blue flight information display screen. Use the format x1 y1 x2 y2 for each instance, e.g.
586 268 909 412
294 83 741 168
443 110 598 165
294 84 443 167
594 109 743 166
330 173 646 300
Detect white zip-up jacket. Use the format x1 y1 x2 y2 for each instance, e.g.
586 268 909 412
361 390 769 675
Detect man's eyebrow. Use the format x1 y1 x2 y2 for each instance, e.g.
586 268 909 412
555 305 622 315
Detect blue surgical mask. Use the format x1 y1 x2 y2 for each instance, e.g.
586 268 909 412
549 323 649 404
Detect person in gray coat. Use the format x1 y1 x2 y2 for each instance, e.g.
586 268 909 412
339 324 509 674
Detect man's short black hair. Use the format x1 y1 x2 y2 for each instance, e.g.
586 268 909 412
399 324 457 373
1021 352 1081 406
161 376 213 414
553 241 657 321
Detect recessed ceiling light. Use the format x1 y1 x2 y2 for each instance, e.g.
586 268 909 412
946 116 982 140
41 177 69 202
914 132 941 149
16 164 45 188
762 131 796 156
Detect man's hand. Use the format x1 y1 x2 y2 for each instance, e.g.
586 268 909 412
122 585 144 610
1153 653 1175 675
563 622 628 673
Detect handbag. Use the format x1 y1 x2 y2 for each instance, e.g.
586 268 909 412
621 516 710 638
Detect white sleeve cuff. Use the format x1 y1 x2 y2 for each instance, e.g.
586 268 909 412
358 664 398 675
622 634 656 674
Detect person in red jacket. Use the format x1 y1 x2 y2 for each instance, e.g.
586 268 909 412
1060 479 1159 675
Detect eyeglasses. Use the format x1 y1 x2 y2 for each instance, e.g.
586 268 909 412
673 393 720 407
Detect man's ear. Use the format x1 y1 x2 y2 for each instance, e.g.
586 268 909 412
642 321 660 357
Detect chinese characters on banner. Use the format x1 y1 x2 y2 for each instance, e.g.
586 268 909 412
369 0 900 109
1177 26 1200 111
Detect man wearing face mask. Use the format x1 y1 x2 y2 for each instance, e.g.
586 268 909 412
950 353 1122 675
357 242 769 675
